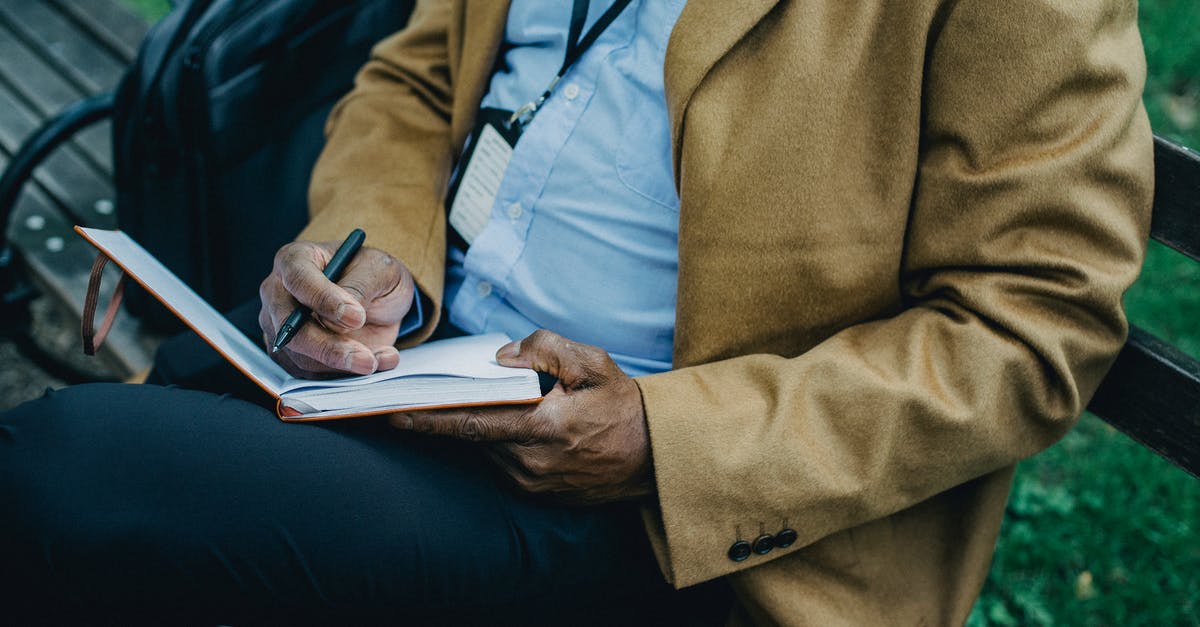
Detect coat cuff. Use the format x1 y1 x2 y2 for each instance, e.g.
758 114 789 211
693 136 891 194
635 363 808 588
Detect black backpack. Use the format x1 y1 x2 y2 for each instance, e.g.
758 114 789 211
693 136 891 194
113 0 414 329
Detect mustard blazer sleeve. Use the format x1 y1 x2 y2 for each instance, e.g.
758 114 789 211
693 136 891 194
636 0 1153 588
301 0 454 346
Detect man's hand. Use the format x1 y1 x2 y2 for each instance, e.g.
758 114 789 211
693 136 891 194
259 240 415 378
390 330 655 505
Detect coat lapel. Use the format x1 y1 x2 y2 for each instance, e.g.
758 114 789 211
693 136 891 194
665 0 781 181
451 0 781 172
451 0 511 149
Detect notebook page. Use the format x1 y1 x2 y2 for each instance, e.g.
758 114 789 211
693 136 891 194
77 227 290 395
276 334 520 394
285 373 540 413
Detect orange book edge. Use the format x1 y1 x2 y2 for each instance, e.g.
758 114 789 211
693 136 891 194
75 226 543 422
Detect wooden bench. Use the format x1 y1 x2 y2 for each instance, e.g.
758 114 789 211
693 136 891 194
0 0 156 378
2 0 1197 474
1088 137 1200 478
0 2 1195 624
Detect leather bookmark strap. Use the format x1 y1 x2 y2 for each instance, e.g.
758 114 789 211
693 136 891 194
82 252 126 356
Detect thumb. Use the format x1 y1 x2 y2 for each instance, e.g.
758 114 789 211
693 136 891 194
497 330 610 389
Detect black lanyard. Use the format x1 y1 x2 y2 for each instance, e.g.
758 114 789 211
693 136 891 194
508 0 634 127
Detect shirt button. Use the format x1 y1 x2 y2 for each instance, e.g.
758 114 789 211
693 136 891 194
477 281 493 298
506 202 523 220
563 83 580 101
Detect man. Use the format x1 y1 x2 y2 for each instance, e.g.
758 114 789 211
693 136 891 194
1 0 1152 624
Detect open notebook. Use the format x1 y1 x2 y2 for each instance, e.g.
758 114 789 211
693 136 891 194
76 227 543 421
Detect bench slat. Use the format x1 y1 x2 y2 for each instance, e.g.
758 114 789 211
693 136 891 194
1088 325 1200 478
2 152 155 377
1087 135 1200 477
0 83 117 229
46 0 149 65
0 24 81 112
0 22 113 175
0 1 126 95
1150 136 1200 263
0 0 154 381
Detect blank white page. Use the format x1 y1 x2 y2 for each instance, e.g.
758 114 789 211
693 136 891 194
77 227 290 395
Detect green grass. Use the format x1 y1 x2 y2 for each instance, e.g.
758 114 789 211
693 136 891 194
971 414 1200 626
1127 242 1200 358
1140 0 1200 149
975 1 1200 622
116 0 1199 623
120 0 170 22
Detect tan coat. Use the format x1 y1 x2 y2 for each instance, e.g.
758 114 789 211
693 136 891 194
301 0 1153 623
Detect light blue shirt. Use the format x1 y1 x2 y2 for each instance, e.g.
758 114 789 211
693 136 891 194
439 0 685 377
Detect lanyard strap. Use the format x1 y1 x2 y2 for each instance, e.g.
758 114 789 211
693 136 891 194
509 0 634 127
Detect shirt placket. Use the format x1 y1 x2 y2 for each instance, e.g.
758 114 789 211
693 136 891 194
451 58 603 333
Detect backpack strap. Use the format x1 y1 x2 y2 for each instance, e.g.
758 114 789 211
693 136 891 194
82 252 126 356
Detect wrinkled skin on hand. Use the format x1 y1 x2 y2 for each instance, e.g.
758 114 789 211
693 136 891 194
259 240 414 378
390 330 655 505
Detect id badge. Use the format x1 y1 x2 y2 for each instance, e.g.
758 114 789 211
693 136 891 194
445 108 522 247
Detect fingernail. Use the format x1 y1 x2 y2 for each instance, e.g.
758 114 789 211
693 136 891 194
389 413 414 430
374 347 399 369
496 342 520 361
335 302 365 327
346 350 377 374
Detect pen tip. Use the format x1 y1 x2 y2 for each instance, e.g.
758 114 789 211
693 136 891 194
270 345 280 354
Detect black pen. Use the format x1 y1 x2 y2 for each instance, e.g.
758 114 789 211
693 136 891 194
271 228 366 354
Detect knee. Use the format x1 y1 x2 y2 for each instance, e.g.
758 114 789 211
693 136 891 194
0 384 142 527
3 382 211 434
4 382 123 422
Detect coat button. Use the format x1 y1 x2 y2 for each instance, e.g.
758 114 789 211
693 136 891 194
776 528 798 548
753 534 775 555
727 540 752 562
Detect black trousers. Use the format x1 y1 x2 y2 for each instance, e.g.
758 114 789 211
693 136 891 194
0 303 722 625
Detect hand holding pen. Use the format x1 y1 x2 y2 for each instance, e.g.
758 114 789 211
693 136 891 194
258 229 418 378
272 228 366 353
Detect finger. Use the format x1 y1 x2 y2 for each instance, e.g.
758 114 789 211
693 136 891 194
275 243 367 332
281 318 378 374
262 260 404 375
496 330 614 389
265 336 342 379
490 441 556 478
374 346 401 371
483 447 554 494
486 446 605 501
389 405 531 442
258 299 278 345
263 272 360 372
259 273 295 334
